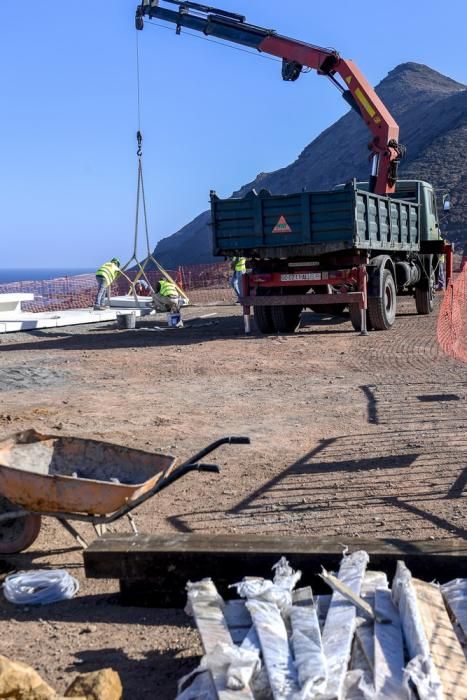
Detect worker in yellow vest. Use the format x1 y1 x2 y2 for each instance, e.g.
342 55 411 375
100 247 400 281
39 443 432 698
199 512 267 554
94 258 121 310
152 279 180 313
230 257 246 298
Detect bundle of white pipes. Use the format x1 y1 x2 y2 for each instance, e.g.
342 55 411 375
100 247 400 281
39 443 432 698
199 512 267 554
175 551 467 700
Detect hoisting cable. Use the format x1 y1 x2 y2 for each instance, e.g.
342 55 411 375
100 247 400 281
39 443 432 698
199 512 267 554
120 30 188 305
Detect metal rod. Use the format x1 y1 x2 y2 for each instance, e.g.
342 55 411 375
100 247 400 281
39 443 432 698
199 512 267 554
360 308 369 336
57 518 89 549
240 293 364 306
358 264 369 336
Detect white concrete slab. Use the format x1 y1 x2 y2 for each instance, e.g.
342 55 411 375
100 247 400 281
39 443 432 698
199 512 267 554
0 303 155 334
110 295 154 309
0 293 35 315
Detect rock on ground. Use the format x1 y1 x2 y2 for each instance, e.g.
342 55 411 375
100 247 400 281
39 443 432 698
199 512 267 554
65 669 122 700
0 654 56 699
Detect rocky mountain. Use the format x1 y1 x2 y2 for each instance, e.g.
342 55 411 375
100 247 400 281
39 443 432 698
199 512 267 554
152 63 467 267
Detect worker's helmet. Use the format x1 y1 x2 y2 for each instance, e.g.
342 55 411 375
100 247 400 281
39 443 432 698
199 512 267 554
111 258 120 267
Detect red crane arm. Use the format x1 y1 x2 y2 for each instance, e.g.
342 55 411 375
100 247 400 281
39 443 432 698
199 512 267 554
136 1 405 194
261 34 402 194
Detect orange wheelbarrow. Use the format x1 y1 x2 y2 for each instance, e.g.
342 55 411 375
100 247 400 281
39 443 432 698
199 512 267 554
0 429 250 554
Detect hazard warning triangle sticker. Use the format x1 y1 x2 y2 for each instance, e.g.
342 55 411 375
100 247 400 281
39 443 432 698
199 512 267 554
272 215 292 234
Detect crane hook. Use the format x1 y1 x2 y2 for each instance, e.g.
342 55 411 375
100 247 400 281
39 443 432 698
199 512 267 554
137 130 143 157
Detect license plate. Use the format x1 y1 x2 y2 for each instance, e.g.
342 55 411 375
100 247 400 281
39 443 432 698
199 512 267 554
280 273 321 281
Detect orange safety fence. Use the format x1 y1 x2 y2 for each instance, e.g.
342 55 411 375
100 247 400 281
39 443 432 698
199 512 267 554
0 263 235 313
437 266 467 363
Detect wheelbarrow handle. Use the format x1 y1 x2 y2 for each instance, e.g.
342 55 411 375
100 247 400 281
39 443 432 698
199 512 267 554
153 462 220 492
190 463 221 473
179 436 250 469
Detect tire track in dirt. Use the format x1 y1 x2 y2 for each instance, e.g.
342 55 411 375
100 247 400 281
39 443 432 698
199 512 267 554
163 298 467 541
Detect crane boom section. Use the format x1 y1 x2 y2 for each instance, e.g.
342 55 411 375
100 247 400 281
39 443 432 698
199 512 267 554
136 1 404 194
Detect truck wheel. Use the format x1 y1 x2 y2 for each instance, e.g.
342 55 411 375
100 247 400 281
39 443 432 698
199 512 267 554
268 286 303 333
368 269 397 330
253 289 275 334
415 269 435 315
0 495 42 554
271 304 302 333
349 305 372 332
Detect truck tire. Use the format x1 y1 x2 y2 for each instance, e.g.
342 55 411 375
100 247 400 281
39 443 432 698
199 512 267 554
349 305 372 332
270 287 302 333
368 269 397 330
271 304 302 333
415 265 435 315
253 288 275 334
0 495 42 554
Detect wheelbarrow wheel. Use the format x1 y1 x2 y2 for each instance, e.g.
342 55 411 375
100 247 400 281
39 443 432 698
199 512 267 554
0 495 42 554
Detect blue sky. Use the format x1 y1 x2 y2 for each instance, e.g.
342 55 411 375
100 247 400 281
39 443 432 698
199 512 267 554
1 1 466 267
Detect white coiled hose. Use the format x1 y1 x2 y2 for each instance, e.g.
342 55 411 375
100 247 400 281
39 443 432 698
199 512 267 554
3 569 79 605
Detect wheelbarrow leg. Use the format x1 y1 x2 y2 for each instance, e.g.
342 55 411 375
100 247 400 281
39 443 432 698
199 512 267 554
93 523 107 537
57 518 89 549
127 512 138 535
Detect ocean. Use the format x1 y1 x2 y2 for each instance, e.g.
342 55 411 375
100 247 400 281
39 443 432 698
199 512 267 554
0 268 94 284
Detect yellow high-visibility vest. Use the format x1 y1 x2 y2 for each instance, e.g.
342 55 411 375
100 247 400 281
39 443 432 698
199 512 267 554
96 262 120 286
233 257 246 273
159 280 178 297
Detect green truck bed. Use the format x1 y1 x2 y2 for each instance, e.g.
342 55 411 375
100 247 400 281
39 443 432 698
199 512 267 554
211 181 421 259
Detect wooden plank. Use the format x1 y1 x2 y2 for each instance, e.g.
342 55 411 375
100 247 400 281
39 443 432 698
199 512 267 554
316 594 331 631
224 600 252 628
321 550 369 700
374 588 407 700
188 581 256 700
393 561 467 700
84 533 467 561
240 625 261 654
412 577 467 699
361 571 389 597
350 636 371 674
355 571 388 671
188 581 231 652
292 586 314 607
291 586 328 695
84 535 467 607
355 620 375 673
290 600 327 696
392 561 441 698
246 598 299 699
442 579 467 639
224 600 252 645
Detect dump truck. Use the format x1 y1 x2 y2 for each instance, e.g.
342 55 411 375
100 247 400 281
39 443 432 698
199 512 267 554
136 0 453 333
211 178 451 333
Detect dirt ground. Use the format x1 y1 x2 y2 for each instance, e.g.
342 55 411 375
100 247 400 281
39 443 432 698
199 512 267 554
0 298 466 698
